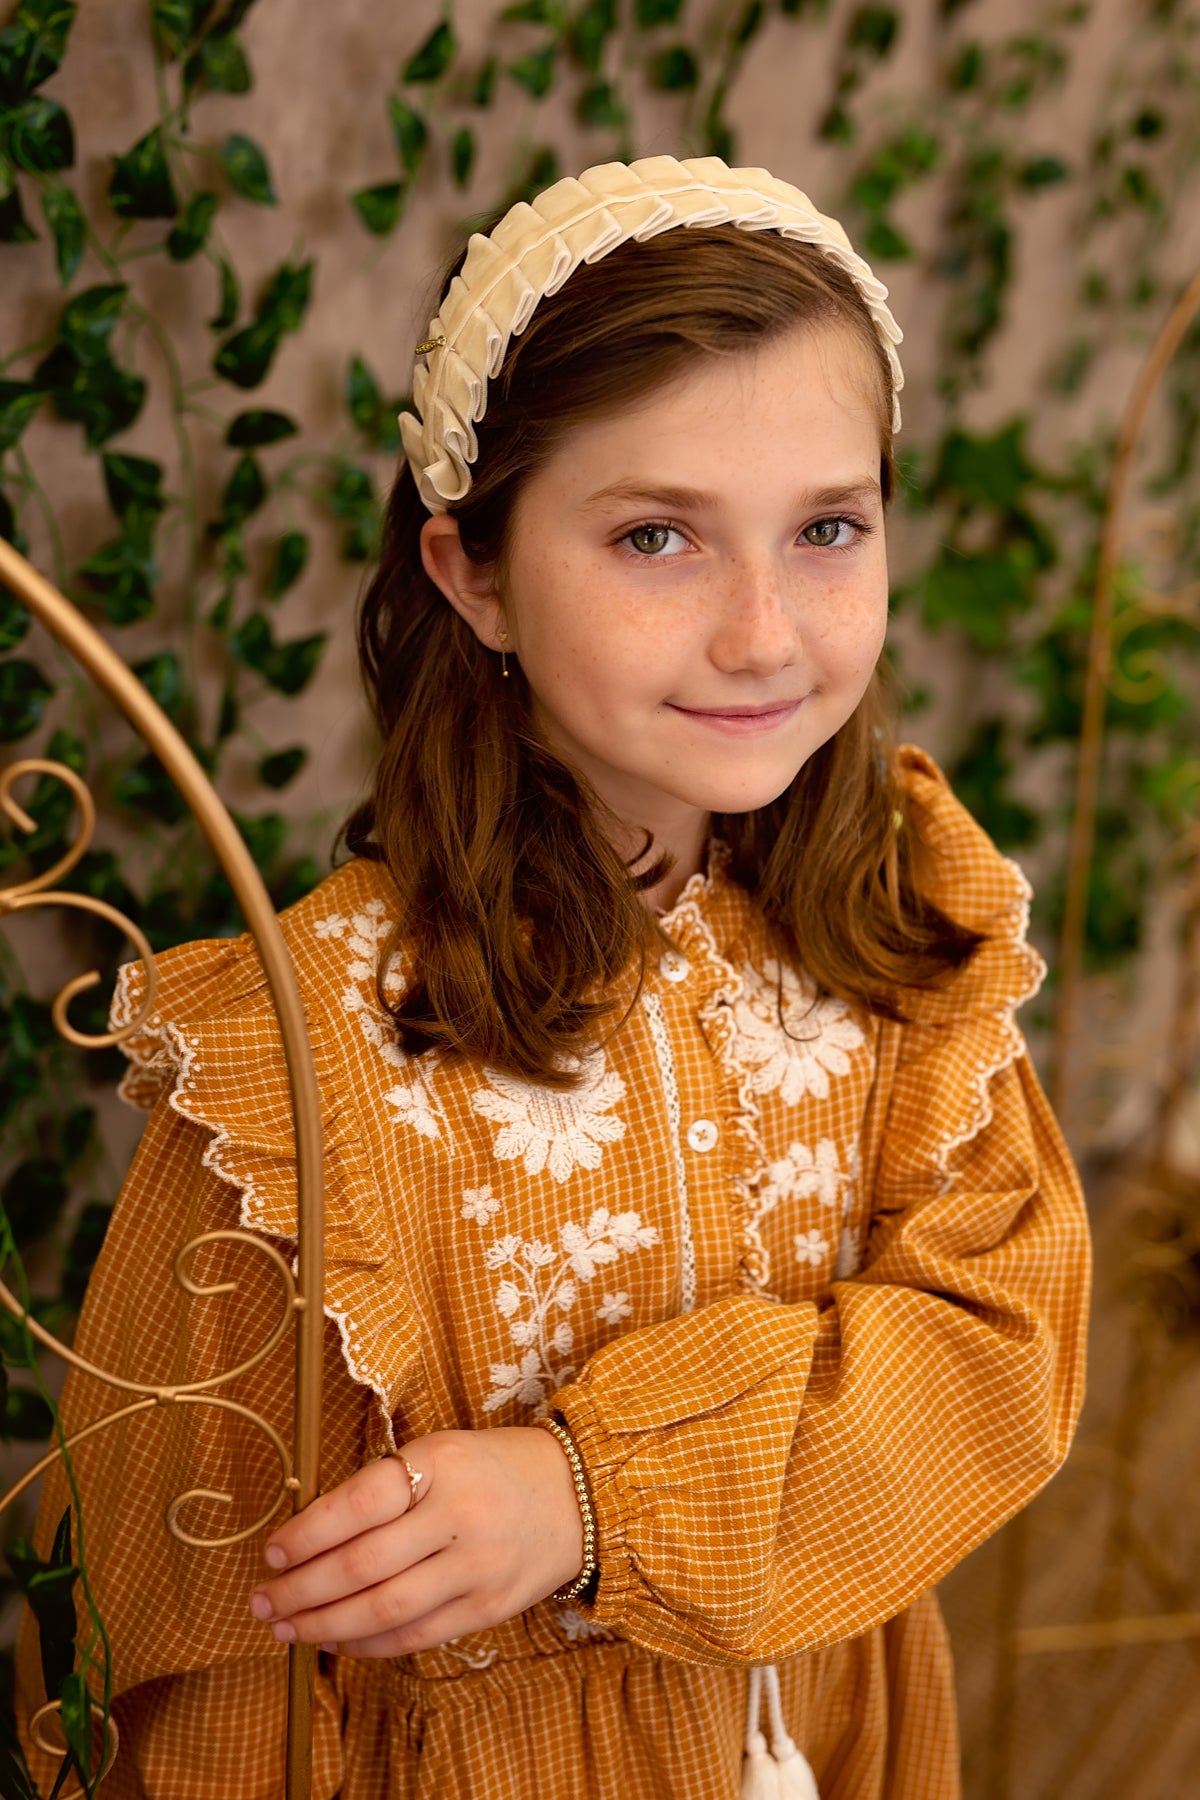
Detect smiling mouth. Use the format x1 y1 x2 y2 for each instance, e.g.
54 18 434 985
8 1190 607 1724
670 700 804 718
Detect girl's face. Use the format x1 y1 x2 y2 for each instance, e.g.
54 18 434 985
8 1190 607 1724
426 322 890 884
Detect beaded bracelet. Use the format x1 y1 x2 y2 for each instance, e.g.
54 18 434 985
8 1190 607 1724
536 1414 599 1603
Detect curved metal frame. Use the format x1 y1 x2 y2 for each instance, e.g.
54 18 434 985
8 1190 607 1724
0 538 325 1800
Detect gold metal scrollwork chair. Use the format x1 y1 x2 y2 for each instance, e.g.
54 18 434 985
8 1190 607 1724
0 538 325 1800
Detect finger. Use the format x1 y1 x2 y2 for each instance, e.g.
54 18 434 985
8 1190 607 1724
270 1546 460 1648
253 1503 446 1625
263 1455 422 1573
330 1594 491 1661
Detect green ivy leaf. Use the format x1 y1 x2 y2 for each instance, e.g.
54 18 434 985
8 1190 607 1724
388 97 427 176
578 80 625 127
231 610 327 695
78 527 157 623
108 124 178 218
55 282 125 360
569 0 614 72
649 44 697 89
213 451 266 529
2 1384 54 1441
0 657 52 742
472 55 497 106
101 451 165 521
186 28 251 94
130 650 183 720
226 407 296 447
0 481 21 547
61 1200 111 1309
508 44 557 98
259 258 312 333
152 0 200 59
933 422 1036 514
212 320 277 388
402 20 456 83
0 589 29 650
61 1103 94 1165
258 745 306 789
1 1155 68 1243
0 173 38 243
0 0 78 102
0 1742 39 1799
112 750 186 824
848 4 898 58
209 255 239 331
0 380 43 451
863 219 911 260
220 131 276 205
59 1670 94 1784
1017 154 1069 189
949 719 1038 849
501 0 566 22
921 550 1032 649
351 179 404 236
48 357 145 448
40 178 84 282
5 92 73 173
346 354 382 434
635 0 683 23
328 461 379 560
232 808 287 874
733 0 765 45
166 188 217 260
949 41 983 90
451 126 475 189
268 529 308 598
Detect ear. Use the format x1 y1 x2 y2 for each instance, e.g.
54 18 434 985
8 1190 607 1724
420 513 506 651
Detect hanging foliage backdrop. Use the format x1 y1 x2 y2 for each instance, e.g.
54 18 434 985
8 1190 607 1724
0 0 1198 1794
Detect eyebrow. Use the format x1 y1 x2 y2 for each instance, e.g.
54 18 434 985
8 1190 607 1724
579 478 883 514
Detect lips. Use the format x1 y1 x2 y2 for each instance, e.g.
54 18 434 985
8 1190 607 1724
670 701 803 718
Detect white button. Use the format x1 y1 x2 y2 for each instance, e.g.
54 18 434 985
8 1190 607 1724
658 950 690 983
686 1118 718 1153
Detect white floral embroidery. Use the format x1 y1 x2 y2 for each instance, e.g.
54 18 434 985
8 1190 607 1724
794 1228 831 1267
482 1210 658 1414
757 1138 848 1218
315 900 448 1142
471 1050 626 1182
728 958 865 1103
555 1605 613 1642
461 1186 501 1225
597 1290 632 1325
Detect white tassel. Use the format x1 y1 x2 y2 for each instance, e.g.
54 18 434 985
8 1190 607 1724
741 1665 821 1800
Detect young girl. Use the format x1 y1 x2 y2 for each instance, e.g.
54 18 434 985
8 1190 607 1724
18 156 1090 1800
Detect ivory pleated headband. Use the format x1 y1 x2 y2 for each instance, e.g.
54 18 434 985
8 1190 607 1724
400 154 905 516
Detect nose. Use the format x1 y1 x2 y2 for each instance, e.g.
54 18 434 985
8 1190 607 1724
707 554 799 676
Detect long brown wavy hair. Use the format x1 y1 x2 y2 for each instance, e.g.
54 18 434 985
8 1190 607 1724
341 224 981 1087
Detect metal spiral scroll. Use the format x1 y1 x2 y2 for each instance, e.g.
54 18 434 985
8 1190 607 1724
0 537 326 1800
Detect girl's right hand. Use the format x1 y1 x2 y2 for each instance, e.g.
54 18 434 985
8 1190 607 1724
247 1425 586 1658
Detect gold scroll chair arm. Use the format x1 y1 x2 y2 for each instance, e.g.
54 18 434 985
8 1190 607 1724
0 537 325 1800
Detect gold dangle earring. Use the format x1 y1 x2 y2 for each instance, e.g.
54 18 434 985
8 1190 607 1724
498 627 510 678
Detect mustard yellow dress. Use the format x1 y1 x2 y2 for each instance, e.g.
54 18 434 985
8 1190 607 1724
17 748 1090 1799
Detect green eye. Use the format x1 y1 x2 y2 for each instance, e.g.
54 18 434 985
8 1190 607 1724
628 523 673 555
804 518 844 547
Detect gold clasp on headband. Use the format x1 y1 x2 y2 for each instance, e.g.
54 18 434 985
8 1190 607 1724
415 335 447 355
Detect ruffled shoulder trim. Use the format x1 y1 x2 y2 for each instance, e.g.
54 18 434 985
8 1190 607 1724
108 858 425 1436
886 745 1046 1190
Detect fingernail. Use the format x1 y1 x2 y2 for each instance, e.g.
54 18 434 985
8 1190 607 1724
271 1620 296 1643
249 1593 274 1622
319 1641 338 1654
264 1544 287 1569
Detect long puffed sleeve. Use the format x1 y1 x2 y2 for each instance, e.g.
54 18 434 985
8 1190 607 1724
551 1046 1088 1664
16 1079 371 1799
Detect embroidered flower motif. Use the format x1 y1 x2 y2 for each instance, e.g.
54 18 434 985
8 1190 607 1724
482 1209 658 1414
315 901 448 1142
461 1186 501 1225
471 1051 627 1182
794 1228 831 1267
758 1138 847 1218
727 958 865 1103
555 1605 613 1643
